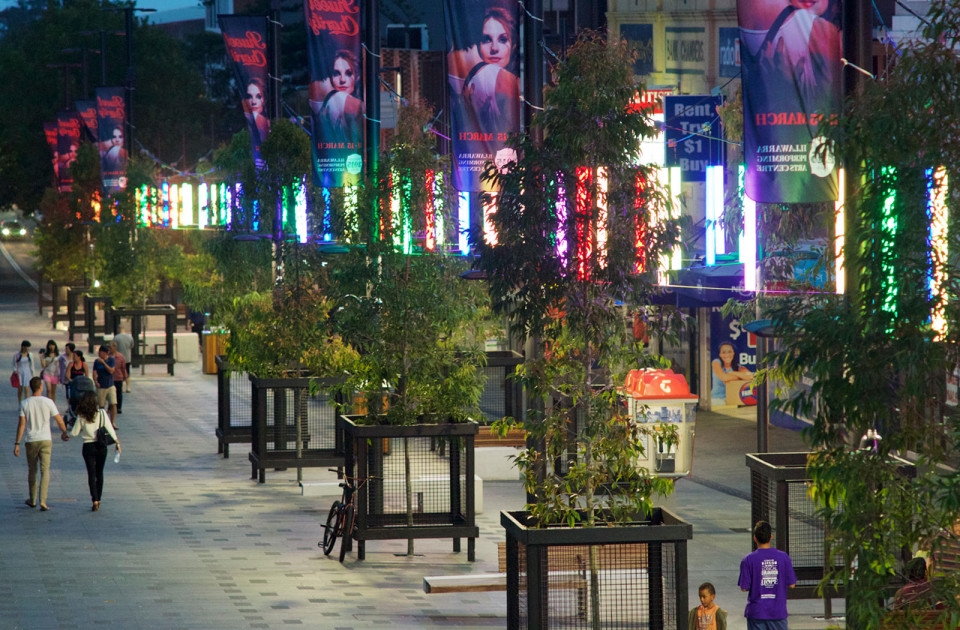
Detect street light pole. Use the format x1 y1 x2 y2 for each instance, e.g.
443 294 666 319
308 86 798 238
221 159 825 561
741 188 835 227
102 6 155 160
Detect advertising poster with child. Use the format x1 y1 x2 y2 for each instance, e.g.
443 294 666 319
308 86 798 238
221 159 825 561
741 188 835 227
709 308 757 407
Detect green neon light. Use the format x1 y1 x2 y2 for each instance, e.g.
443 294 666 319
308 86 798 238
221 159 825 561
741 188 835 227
881 167 898 315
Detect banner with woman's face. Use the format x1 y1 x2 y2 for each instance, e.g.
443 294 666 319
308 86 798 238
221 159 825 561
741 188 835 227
75 100 98 142
56 112 82 193
304 0 363 188
96 87 128 194
738 0 842 203
219 15 271 171
443 0 521 192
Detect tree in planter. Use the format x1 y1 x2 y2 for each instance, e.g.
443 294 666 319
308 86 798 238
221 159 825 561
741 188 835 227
475 32 687 628
762 10 960 627
329 102 491 556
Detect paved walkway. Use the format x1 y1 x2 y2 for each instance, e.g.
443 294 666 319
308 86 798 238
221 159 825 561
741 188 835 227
0 244 844 630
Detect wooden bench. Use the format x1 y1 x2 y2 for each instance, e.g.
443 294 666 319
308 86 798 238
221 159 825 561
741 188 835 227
423 541 647 594
474 427 527 448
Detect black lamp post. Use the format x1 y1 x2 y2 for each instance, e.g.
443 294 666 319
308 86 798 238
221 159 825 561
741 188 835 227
46 62 82 110
101 6 156 160
61 47 102 99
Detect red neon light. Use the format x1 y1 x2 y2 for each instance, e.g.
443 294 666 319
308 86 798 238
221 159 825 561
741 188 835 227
425 170 436 251
635 171 647 273
576 167 591 280
380 172 392 241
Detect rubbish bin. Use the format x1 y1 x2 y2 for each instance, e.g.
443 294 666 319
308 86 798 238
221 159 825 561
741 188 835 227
202 331 229 375
622 368 698 478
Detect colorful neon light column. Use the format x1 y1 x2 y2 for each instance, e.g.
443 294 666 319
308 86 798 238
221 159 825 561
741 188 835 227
929 167 948 338
161 182 170 228
597 167 608 267
576 167 591 280
634 172 645 273
482 192 498 247
294 180 307 243
433 172 445 249
557 175 568 262
425 170 436 251
834 169 845 294
881 168 897 315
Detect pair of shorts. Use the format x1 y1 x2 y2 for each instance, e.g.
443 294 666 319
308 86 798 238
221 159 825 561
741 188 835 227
43 374 58 385
97 386 117 408
747 619 788 630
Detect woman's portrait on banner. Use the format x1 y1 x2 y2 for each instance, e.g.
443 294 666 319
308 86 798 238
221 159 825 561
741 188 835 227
308 49 364 150
445 0 521 191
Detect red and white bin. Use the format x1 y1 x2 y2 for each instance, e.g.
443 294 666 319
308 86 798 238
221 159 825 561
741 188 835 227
622 368 698 478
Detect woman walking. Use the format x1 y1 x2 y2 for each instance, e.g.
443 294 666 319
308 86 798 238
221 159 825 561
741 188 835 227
68 391 120 511
12 340 35 403
40 340 60 403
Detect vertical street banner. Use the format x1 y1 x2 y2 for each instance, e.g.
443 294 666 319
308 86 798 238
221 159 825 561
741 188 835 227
738 0 842 202
664 95 725 182
56 112 82 193
443 0 520 192
219 15 271 170
75 100 99 142
96 87 128 193
43 121 59 182
303 0 363 188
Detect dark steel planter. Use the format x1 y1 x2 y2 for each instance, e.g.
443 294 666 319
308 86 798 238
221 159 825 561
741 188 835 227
501 507 692 630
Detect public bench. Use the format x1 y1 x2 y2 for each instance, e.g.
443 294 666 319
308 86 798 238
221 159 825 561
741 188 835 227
423 541 647 595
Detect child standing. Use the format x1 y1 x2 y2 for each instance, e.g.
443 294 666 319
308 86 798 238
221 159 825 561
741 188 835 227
689 582 727 630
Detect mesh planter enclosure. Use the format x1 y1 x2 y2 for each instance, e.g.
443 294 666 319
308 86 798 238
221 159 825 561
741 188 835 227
215 356 252 458
342 417 479 561
248 375 344 482
746 451 915 611
501 508 691 630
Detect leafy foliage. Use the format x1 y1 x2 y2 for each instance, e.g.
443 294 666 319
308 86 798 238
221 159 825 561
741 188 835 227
763 6 960 625
476 32 685 527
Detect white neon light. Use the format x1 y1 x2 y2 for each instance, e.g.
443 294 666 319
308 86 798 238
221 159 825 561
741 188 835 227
295 179 308 244
706 165 725 266
181 183 193 227
433 172 445 247
198 183 208 229
458 191 469 254
669 166 682 271
742 193 758 292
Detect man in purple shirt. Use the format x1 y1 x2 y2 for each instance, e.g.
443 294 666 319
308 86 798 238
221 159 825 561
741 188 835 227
739 520 797 630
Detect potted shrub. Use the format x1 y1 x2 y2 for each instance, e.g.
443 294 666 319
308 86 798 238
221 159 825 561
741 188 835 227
329 103 491 560
475 32 692 629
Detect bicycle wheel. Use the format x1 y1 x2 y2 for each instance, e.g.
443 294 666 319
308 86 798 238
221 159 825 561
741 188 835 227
321 500 342 556
338 504 355 563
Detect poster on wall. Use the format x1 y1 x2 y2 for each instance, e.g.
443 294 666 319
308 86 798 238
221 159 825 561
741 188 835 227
75 100 98 141
56 112 82 193
718 27 740 78
219 15 271 170
43 121 59 181
664 95 724 182
737 0 842 203
96 87 128 193
304 0 363 188
443 0 520 192
709 308 757 407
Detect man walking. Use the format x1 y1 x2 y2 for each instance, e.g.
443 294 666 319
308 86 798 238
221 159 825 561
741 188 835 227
113 325 134 392
108 341 127 415
739 520 796 630
58 342 75 399
92 345 117 428
14 377 68 511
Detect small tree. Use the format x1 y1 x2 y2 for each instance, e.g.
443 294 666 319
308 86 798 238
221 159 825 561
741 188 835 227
329 102 491 555
764 7 960 627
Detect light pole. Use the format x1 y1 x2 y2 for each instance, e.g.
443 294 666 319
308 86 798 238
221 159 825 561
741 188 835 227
61 47 101 99
102 6 156 160
46 62 82 110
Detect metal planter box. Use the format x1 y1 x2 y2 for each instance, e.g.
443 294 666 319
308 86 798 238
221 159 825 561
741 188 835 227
342 417 479 561
501 508 693 630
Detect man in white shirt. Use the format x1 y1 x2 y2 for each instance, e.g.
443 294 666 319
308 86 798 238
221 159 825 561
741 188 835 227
14 377 68 511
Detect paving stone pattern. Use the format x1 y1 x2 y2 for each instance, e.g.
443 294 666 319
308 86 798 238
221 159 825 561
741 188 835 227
0 288 844 630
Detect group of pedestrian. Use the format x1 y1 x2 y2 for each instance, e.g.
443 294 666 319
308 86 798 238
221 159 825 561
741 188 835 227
688 520 797 630
11 329 134 512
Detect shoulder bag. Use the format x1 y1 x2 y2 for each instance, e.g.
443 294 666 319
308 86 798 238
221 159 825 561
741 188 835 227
96 410 116 447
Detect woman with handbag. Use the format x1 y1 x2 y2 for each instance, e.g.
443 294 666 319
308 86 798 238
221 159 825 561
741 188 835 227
12 340 35 403
68 391 120 511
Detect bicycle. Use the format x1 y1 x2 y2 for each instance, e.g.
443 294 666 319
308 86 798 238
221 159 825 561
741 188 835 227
319 469 373 563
